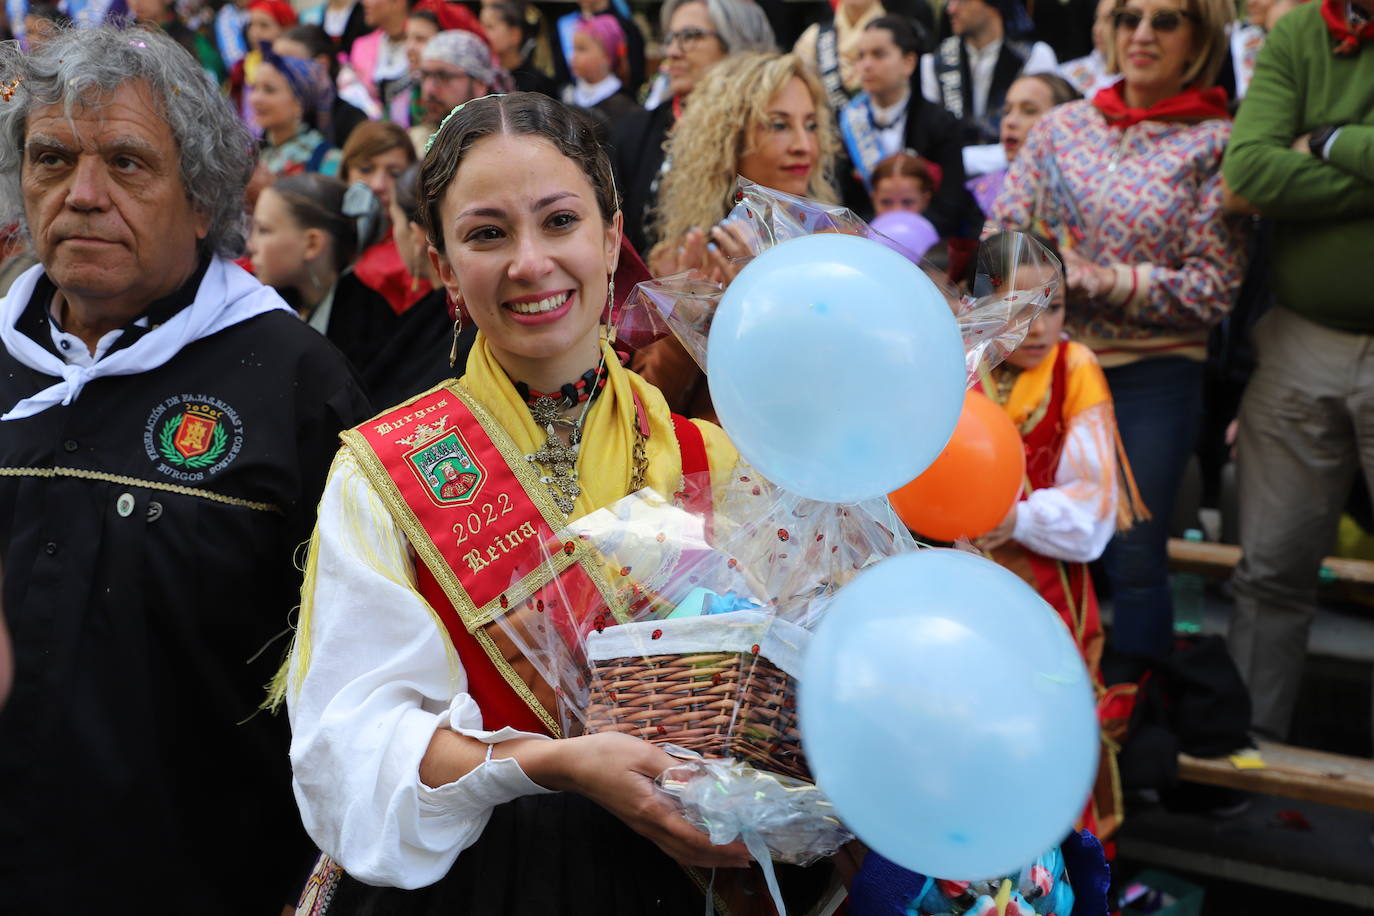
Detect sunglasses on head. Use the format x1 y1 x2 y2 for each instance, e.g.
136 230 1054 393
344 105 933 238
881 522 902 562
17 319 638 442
1111 7 1198 31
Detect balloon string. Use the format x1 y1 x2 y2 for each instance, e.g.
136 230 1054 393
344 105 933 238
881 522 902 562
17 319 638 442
704 868 717 916
995 878 1013 916
743 829 787 916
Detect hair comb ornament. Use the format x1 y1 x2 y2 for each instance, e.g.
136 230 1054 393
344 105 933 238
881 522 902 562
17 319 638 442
0 79 21 102
423 93 507 155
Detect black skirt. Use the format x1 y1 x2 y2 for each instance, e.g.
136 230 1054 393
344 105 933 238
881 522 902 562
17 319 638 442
325 792 832 915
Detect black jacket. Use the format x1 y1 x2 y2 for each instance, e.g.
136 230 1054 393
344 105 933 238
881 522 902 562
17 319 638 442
609 101 675 258
0 268 371 914
318 268 401 377
363 287 475 409
512 58 559 98
331 95 370 147
839 92 985 238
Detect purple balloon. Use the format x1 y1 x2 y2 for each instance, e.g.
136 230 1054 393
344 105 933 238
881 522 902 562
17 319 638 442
869 211 940 263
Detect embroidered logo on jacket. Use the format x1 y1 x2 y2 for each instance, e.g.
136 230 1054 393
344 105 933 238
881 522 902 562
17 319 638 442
143 394 244 482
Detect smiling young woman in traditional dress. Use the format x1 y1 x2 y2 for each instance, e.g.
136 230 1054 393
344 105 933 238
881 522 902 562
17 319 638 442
275 92 833 914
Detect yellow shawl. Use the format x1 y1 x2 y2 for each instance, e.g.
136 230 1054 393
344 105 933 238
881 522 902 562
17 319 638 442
459 332 739 519
1000 341 1113 432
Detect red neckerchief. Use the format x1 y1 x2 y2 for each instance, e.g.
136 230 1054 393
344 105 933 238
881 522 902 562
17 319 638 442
1091 81 1231 128
1321 0 1374 55
671 93 684 121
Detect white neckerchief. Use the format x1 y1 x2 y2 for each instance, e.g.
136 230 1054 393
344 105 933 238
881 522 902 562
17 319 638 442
870 89 910 156
0 256 292 421
568 73 622 108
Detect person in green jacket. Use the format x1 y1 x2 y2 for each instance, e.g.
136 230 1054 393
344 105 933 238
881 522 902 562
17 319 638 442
1221 0 1374 743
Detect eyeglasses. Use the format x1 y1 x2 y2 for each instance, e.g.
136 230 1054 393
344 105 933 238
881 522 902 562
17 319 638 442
662 26 722 50
1110 7 1199 31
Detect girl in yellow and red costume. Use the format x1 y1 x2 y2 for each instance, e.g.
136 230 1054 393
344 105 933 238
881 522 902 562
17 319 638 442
974 232 1146 847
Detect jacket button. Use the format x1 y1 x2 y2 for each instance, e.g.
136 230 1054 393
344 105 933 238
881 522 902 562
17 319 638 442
116 493 135 518
145 500 163 522
44 541 58 555
63 439 78 453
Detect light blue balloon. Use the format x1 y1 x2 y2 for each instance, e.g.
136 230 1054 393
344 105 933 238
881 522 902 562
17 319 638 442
707 233 965 503
799 548 1099 881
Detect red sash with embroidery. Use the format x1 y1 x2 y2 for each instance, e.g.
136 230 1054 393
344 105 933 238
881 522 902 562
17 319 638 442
342 383 714 738
342 383 628 737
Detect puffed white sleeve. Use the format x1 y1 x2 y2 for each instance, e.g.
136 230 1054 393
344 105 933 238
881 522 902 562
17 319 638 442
286 448 555 890
1011 403 1119 564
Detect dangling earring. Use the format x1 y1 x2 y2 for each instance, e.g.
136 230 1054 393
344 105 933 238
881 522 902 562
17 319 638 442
604 274 618 345
448 308 465 368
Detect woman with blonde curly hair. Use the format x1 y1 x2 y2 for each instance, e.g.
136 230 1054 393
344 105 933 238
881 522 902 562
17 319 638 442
650 52 838 274
637 52 839 419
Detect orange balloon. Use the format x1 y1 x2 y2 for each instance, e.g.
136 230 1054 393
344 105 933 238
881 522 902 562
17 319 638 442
889 390 1026 542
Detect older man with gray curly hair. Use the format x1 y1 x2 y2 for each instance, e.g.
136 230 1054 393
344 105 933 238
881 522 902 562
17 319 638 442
0 24 370 914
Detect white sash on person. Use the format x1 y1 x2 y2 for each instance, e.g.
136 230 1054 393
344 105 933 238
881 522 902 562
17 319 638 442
0 257 292 421
816 21 849 111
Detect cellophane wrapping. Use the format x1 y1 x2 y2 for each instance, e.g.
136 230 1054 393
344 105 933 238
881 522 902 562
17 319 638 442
615 179 1059 388
482 183 1058 873
484 470 912 865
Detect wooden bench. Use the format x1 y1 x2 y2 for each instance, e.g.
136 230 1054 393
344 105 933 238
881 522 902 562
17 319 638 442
1179 741 1374 814
1164 538 1374 810
1167 537 1374 602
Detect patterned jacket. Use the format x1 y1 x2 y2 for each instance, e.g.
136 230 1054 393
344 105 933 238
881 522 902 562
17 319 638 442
992 99 1249 367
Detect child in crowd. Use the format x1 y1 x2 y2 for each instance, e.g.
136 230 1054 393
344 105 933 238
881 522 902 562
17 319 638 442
562 13 640 122
869 151 939 215
974 231 1144 842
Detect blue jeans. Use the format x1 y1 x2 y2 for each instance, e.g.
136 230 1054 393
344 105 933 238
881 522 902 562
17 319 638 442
1102 357 1204 659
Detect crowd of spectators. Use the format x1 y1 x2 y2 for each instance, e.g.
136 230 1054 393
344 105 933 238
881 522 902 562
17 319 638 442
0 0 1369 907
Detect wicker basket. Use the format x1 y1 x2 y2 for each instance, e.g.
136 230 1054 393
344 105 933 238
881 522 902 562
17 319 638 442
583 611 811 781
